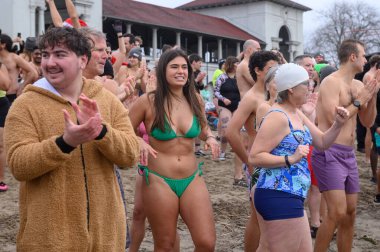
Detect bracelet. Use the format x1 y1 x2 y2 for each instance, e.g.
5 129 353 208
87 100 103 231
284 155 291 168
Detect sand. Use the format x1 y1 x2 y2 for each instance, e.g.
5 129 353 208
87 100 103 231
1 150 379 251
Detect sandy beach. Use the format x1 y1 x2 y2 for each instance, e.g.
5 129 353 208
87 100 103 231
1 149 379 251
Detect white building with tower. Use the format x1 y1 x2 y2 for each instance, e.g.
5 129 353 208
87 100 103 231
0 0 310 63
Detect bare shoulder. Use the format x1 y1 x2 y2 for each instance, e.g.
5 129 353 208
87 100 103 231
352 79 364 89
319 73 341 94
119 65 127 72
237 59 248 69
259 108 288 130
103 79 119 95
10 53 22 64
138 93 152 105
256 102 272 126
129 93 151 114
13 53 27 64
257 102 271 114
104 78 118 86
239 89 256 111
11 53 20 60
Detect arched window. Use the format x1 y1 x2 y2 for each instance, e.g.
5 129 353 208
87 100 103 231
279 25 290 62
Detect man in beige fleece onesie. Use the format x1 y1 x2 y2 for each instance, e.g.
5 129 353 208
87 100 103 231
4 27 139 251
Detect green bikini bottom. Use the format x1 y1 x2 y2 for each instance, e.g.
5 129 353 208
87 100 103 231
138 162 204 198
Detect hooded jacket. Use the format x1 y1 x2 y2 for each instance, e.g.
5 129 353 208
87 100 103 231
5 78 139 251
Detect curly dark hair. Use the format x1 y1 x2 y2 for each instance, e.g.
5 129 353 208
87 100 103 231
151 49 206 132
249 51 279 81
0 34 13 52
38 27 92 61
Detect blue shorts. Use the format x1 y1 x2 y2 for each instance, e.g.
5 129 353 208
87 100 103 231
254 188 305 221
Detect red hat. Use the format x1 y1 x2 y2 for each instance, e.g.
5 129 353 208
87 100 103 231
63 18 88 28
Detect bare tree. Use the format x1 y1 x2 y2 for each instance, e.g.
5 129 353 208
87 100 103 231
307 1 380 65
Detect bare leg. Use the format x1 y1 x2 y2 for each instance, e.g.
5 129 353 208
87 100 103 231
256 210 311 252
235 131 249 181
319 194 327 222
131 174 180 252
143 174 180 251
336 194 357 252
308 185 321 228
213 98 221 139
370 143 378 182
234 154 243 180
218 107 232 155
129 174 146 252
180 175 216 252
244 187 260 252
314 190 348 252
365 128 372 163
0 128 8 192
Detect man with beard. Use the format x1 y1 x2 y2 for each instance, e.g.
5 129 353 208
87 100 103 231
26 38 43 79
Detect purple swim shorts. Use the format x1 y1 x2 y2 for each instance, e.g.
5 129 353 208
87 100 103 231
311 144 359 193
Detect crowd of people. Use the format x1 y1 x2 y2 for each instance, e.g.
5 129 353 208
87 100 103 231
0 0 380 251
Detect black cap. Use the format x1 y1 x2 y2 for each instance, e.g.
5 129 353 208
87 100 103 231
128 48 142 61
218 59 226 69
314 52 324 58
25 37 37 52
319 65 337 82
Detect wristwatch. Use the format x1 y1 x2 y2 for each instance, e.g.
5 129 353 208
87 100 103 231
353 100 361 110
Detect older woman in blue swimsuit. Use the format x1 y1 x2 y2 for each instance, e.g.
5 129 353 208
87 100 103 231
249 63 349 252
129 48 219 251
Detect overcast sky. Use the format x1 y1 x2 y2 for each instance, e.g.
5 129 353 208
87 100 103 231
135 0 380 43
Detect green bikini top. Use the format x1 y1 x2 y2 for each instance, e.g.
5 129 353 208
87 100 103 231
151 115 201 141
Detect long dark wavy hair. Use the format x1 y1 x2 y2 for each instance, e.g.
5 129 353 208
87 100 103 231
150 49 206 132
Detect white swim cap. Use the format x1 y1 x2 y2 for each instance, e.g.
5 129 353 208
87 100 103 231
275 63 309 92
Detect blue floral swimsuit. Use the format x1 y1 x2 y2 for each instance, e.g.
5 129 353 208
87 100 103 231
256 109 312 199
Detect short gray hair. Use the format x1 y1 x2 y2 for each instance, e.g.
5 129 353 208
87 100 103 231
80 27 106 42
293 54 312 65
264 66 279 100
277 90 289 104
264 66 279 89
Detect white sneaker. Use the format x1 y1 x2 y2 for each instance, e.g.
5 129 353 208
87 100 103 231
219 152 226 161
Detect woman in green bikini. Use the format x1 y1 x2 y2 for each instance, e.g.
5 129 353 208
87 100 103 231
129 48 220 251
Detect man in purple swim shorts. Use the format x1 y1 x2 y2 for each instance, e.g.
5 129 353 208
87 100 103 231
312 39 380 252
312 144 359 193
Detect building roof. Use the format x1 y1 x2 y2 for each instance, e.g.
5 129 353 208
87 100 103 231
177 0 311 11
103 0 265 43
